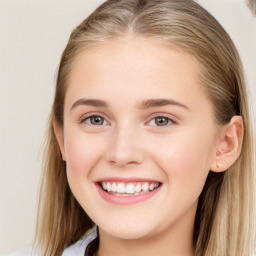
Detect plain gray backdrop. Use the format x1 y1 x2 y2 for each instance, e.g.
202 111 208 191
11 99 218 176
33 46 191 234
0 0 255 254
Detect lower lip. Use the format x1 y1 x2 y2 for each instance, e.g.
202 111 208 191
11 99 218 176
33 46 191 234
96 183 162 205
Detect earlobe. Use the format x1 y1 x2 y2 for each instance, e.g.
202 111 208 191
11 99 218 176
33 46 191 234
211 116 244 173
53 120 66 161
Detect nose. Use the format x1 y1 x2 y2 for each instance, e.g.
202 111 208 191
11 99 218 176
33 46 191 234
105 126 144 167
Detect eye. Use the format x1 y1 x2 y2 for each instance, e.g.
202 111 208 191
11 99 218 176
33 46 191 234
148 116 175 126
82 115 109 126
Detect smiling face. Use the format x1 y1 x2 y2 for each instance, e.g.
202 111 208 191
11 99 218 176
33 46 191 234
56 37 219 241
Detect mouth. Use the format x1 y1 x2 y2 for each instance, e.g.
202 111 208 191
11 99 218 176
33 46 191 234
96 179 162 205
99 181 161 196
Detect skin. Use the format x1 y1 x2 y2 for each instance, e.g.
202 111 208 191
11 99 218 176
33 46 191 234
55 36 243 256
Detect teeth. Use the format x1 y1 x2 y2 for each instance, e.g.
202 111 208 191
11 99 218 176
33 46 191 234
125 183 135 194
135 183 141 193
117 183 126 193
149 183 155 191
141 183 149 192
112 182 117 192
100 181 160 195
102 182 107 190
107 182 112 192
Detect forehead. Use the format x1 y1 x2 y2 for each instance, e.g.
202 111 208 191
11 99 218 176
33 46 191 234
65 37 211 113
70 36 202 80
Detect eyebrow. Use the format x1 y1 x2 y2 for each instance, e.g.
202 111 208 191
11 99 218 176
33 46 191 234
139 98 190 111
70 98 190 112
71 99 108 111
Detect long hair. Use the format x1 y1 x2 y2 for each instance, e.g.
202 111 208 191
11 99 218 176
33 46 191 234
35 0 256 255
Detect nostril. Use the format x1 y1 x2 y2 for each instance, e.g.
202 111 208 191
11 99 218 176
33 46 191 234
105 142 145 166
108 160 138 167
110 155 143 166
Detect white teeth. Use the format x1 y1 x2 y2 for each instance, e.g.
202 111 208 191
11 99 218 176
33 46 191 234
141 183 149 192
135 183 142 193
112 182 117 192
107 182 112 192
149 183 155 191
102 182 107 190
125 183 135 194
117 183 126 193
101 181 160 195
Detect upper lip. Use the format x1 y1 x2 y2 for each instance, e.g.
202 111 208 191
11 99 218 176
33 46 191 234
95 177 162 183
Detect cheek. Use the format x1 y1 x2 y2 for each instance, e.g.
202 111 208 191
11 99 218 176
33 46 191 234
149 128 215 192
64 131 104 179
63 130 107 209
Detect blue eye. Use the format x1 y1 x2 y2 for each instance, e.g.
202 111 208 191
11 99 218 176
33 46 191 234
149 116 174 126
83 115 108 126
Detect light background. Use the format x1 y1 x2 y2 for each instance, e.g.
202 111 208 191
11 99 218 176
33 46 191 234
0 0 255 255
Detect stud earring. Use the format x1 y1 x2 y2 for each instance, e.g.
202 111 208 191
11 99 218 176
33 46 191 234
216 163 221 168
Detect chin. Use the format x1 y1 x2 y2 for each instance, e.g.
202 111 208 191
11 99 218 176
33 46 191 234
99 220 157 240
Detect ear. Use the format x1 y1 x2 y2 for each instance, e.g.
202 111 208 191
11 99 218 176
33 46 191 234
210 116 244 172
53 120 66 161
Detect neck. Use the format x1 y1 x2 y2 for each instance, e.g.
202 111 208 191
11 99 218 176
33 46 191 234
95 202 196 256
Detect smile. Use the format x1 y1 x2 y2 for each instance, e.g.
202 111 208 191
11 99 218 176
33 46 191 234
96 179 162 205
100 181 160 195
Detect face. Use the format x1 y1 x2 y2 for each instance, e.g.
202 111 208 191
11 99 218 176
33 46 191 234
58 37 219 240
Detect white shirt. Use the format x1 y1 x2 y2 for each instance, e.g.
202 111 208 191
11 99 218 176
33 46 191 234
6 227 97 256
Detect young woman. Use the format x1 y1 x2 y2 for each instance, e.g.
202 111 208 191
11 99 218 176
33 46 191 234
9 0 256 255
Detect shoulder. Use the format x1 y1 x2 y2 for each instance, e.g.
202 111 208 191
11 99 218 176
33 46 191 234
62 226 98 256
6 226 98 256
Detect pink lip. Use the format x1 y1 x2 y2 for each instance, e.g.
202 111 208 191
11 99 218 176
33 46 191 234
95 182 162 205
95 177 161 183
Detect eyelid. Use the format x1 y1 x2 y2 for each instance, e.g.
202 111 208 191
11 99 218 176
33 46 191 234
146 113 178 126
78 112 178 126
79 112 110 125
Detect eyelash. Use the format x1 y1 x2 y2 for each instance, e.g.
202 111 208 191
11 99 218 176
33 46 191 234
81 115 109 126
80 113 177 127
148 116 176 126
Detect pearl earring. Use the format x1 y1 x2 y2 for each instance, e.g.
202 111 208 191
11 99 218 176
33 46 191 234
217 163 221 168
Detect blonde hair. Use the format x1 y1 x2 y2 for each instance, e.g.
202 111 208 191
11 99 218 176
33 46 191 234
35 0 256 255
